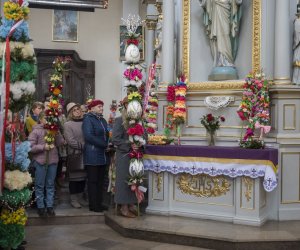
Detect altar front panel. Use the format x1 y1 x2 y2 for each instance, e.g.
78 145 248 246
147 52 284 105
148 172 268 226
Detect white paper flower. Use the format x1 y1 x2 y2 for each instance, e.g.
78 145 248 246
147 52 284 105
132 135 146 145
0 42 5 58
129 120 136 125
127 100 142 119
22 43 35 58
129 135 134 143
4 170 32 191
0 42 35 59
147 123 157 129
129 159 144 176
125 44 140 63
10 81 35 100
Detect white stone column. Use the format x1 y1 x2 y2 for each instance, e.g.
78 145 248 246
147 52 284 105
145 20 156 71
274 0 291 84
161 0 175 85
145 4 157 71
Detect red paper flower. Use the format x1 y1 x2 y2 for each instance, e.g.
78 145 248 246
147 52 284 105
127 124 144 136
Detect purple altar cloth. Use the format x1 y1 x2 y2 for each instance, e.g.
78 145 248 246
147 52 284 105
144 145 279 192
145 145 278 168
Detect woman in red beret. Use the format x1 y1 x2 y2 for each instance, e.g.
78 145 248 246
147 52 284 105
82 99 109 212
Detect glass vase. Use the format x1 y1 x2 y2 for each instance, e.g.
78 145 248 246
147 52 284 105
176 124 182 145
207 131 216 146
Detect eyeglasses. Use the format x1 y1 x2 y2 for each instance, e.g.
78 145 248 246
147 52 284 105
73 107 81 112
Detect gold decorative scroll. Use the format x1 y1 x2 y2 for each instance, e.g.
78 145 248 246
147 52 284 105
182 0 190 81
182 0 261 90
177 173 231 198
243 176 253 202
155 173 163 193
252 0 261 73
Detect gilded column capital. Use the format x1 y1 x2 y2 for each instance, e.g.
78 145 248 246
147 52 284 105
146 19 157 30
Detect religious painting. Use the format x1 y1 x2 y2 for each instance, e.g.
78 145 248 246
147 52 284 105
120 25 145 61
181 0 260 90
52 10 78 42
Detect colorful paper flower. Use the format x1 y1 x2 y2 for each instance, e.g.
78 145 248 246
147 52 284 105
237 72 270 147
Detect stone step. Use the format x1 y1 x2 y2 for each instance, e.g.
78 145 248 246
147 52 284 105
104 212 300 250
27 207 104 226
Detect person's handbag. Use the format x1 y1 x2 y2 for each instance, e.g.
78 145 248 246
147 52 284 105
66 149 84 171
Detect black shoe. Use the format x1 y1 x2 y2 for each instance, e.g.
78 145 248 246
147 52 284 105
100 205 108 211
37 208 46 217
47 207 55 216
21 240 27 246
12 246 25 250
92 208 104 212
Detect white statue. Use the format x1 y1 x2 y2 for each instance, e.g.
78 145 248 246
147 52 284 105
292 15 300 85
199 0 242 80
155 18 163 60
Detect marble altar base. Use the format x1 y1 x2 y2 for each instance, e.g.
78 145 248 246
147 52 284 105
147 172 270 226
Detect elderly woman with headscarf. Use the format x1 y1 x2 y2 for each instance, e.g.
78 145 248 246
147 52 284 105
82 99 109 212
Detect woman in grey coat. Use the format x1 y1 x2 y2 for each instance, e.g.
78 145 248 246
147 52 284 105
64 102 87 208
112 98 138 218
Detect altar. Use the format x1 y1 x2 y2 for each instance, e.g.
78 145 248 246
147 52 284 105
144 145 278 226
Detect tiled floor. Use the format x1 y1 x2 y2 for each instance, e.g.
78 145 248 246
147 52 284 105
25 223 210 250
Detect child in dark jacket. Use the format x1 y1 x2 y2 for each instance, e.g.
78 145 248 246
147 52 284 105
28 112 64 217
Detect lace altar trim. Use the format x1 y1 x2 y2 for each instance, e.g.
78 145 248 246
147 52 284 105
204 96 234 110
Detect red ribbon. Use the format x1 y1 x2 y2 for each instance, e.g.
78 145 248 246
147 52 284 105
1 18 22 190
131 185 144 204
128 150 143 159
1 37 11 190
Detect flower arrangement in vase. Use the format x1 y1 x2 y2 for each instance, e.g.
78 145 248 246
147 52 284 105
200 114 225 146
237 71 270 149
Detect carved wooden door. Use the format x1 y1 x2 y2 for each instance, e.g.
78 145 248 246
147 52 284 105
34 49 95 109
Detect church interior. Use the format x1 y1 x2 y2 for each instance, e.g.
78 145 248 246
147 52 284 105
1 0 300 249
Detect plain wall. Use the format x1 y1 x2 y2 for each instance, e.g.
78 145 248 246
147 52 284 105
28 1 123 117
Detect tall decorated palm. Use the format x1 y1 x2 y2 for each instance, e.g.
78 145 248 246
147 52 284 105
122 15 147 214
0 1 36 248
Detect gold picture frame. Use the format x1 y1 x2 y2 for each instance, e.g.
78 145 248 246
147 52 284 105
120 25 145 61
52 10 79 43
182 0 261 90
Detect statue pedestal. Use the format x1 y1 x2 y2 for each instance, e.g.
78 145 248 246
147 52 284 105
208 66 238 81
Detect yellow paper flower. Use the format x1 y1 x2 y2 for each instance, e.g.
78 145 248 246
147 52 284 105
53 88 61 96
128 92 142 101
0 208 27 226
4 1 30 21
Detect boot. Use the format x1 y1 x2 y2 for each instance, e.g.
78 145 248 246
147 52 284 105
77 193 89 207
70 194 81 208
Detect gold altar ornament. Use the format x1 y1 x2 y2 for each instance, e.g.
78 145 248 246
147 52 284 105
177 173 231 198
242 176 253 202
155 173 163 193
